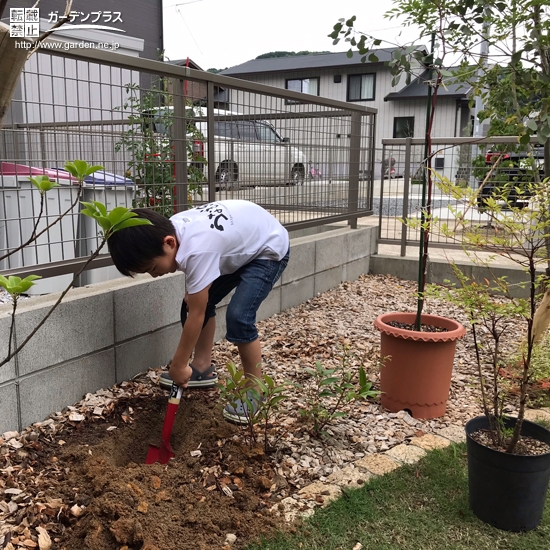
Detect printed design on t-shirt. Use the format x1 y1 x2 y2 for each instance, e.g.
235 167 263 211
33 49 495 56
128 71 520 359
195 203 231 232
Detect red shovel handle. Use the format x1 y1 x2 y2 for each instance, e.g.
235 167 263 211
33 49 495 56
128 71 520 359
161 383 183 440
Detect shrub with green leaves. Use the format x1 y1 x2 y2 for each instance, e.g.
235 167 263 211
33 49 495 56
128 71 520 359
114 83 205 217
297 351 379 435
418 172 550 453
217 361 291 451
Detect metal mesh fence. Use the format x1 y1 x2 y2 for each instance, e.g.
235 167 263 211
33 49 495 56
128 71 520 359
377 136 545 254
0 48 376 293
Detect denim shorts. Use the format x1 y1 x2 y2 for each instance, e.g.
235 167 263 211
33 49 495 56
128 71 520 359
180 248 290 343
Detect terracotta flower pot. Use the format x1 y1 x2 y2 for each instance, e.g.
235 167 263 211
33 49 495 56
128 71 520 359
374 312 466 419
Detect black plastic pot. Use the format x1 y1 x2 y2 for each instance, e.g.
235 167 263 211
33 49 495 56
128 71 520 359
465 415 550 531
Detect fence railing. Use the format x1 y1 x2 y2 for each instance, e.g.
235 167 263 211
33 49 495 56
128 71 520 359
378 136 545 255
0 47 376 294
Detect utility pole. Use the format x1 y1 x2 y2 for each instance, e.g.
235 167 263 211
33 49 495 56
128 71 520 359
470 12 491 188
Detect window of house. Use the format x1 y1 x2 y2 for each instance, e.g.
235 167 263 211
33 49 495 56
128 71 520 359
285 77 320 104
347 74 375 101
393 116 415 138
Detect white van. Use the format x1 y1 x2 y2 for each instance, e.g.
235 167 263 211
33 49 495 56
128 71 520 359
144 107 307 190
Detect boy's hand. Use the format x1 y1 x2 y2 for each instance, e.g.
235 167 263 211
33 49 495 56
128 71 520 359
169 363 193 388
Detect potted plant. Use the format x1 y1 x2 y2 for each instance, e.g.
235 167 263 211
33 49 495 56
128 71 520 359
332 0 550 527
429 176 550 531
330 22 466 419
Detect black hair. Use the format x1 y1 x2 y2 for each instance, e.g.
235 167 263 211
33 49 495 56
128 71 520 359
107 208 176 276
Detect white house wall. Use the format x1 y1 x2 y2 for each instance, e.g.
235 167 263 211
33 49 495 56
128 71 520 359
226 65 465 156
4 21 145 172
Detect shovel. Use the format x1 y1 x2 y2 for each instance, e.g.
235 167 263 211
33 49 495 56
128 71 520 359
146 382 183 464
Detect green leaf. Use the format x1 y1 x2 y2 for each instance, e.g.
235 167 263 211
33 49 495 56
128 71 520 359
346 49 353 59
64 160 104 183
511 50 523 65
107 206 132 226
111 218 152 233
320 377 340 385
29 175 59 192
270 395 286 406
93 201 108 217
526 119 538 132
85 165 104 177
0 274 41 295
94 216 112 232
80 200 99 211
519 133 531 145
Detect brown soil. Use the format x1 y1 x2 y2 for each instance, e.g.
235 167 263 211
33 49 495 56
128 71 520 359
386 321 449 333
471 429 550 456
12 389 292 550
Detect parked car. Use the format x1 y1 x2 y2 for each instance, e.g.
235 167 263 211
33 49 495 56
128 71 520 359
477 144 545 208
144 106 307 190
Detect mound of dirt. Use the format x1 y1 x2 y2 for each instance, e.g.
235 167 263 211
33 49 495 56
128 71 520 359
5 390 291 550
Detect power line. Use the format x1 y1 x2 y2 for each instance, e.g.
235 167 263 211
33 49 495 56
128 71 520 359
175 6 204 55
164 0 203 8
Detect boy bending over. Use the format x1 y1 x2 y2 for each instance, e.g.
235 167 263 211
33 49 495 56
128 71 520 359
107 200 289 424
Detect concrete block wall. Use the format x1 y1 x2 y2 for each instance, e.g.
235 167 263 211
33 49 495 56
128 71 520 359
0 224 378 432
369 254 542 299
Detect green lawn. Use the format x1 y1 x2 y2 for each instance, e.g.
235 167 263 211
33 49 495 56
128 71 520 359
248 444 550 550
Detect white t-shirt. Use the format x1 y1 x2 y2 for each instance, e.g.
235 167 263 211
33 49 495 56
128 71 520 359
170 200 289 294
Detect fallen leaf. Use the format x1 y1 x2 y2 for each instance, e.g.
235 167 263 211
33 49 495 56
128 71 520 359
36 527 52 550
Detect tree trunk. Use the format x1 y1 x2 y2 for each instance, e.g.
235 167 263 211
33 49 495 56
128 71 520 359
0 22 29 126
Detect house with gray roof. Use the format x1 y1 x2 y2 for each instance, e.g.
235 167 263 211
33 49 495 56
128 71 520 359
221 50 473 154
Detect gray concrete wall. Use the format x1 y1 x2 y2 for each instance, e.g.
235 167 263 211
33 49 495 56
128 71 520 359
369 254 542 299
0 225 377 433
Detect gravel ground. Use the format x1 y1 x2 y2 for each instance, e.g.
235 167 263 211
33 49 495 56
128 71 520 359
204 273 522 489
3 274 527 481
0 273 531 547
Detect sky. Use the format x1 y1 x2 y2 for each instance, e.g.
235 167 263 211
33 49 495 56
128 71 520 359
162 0 425 71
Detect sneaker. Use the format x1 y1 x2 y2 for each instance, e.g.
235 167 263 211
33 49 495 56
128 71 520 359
159 363 217 390
223 391 264 425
